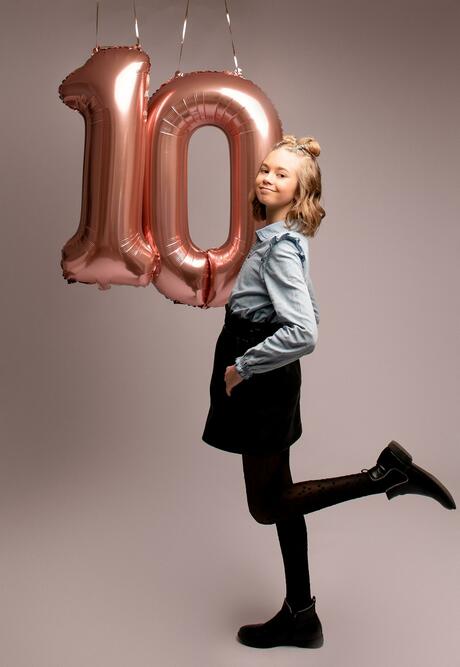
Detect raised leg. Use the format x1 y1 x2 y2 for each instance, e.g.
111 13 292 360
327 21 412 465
242 449 406 526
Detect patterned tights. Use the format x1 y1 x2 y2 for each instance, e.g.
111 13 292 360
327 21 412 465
242 448 402 611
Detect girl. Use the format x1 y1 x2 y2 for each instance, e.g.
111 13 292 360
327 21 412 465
202 134 456 649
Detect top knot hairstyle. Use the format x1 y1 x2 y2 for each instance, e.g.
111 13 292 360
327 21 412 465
251 134 326 237
280 134 321 159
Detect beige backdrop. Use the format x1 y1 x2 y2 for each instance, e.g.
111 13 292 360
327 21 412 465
1 0 459 665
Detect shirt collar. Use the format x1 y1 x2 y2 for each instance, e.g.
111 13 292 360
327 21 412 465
254 219 289 241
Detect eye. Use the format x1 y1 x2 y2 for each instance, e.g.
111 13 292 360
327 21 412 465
279 174 286 178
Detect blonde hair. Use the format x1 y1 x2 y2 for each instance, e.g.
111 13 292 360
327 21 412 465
250 134 325 237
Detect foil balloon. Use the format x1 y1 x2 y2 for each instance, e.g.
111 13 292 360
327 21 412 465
58 45 154 290
144 70 283 307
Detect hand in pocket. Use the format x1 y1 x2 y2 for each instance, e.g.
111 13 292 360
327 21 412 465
224 364 245 396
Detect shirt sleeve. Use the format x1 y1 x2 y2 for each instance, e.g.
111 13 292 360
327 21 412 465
234 238 319 379
307 274 320 326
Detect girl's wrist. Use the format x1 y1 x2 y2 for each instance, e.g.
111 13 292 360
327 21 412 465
234 357 251 380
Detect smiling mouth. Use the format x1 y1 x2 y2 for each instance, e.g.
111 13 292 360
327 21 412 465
259 187 275 192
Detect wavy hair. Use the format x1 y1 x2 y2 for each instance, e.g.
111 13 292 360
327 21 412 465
250 134 326 237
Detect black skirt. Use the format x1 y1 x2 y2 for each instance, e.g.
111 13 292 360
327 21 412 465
201 304 302 456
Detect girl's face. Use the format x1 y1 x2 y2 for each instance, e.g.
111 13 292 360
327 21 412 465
255 148 301 211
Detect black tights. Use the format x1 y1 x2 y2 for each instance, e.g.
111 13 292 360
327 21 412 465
242 448 400 611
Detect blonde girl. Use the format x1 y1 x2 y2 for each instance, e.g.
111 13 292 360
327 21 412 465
202 134 456 649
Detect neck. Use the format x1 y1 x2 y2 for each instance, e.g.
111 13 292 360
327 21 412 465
264 204 292 226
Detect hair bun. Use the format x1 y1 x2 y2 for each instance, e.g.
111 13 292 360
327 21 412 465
298 136 321 157
278 134 321 158
280 134 298 146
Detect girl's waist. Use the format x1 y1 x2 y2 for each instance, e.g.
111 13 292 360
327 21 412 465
224 303 283 339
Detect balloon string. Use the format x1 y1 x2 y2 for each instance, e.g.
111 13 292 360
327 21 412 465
94 1 141 52
133 0 140 46
224 0 241 75
95 1 99 48
175 0 242 76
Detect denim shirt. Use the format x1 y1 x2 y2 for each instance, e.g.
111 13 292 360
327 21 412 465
228 219 320 380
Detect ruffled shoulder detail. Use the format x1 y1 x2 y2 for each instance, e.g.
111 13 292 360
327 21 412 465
259 232 306 279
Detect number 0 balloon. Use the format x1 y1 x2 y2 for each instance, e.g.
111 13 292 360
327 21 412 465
144 69 282 307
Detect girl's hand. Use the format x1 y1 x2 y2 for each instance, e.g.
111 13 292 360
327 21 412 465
225 364 244 396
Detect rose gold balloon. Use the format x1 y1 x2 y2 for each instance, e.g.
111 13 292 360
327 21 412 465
144 70 283 307
58 45 154 291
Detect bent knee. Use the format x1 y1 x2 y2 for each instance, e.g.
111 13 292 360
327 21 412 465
248 502 276 525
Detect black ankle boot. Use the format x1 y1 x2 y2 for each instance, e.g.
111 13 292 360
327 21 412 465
363 440 456 509
236 596 324 649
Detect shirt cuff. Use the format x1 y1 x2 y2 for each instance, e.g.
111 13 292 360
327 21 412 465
234 356 253 380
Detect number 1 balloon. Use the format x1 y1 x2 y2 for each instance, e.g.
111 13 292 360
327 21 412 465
59 44 153 291
58 0 283 304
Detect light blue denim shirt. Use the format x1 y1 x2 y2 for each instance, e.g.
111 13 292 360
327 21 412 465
228 219 320 380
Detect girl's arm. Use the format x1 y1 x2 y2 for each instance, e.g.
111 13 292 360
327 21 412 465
234 239 318 380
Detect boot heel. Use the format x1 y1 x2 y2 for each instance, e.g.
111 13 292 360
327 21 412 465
294 635 324 648
387 440 413 466
386 479 408 500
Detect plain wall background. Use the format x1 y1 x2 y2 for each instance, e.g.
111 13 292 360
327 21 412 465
1 0 459 665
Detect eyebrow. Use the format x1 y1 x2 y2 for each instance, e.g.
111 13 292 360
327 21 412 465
261 162 290 174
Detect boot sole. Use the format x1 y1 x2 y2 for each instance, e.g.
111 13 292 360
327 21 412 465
386 441 456 509
237 634 324 649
